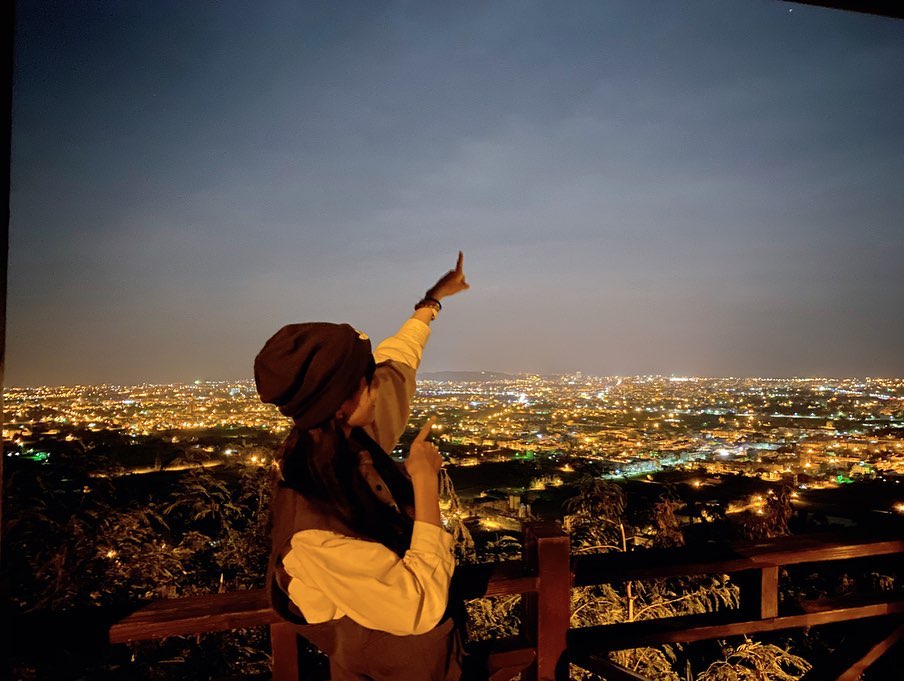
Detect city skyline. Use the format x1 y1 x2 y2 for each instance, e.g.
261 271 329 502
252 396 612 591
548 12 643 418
9 1 904 386
6 373 904 391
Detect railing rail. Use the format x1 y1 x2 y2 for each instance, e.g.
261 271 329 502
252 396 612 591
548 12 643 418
571 530 904 586
109 528 904 681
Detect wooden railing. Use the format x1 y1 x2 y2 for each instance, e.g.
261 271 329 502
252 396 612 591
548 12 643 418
568 530 904 681
109 527 904 681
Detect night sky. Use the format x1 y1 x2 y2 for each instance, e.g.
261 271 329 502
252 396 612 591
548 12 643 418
8 1 904 386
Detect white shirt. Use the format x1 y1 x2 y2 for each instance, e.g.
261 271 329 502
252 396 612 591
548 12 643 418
281 318 456 636
283 520 455 636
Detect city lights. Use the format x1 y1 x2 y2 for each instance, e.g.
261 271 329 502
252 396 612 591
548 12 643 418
4 374 903 532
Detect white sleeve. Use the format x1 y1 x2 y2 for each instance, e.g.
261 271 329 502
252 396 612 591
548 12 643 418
373 318 431 369
284 521 455 636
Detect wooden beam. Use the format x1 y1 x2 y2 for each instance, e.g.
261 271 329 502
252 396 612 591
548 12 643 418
572 532 904 586
568 597 904 653
109 590 279 643
455 559 539 599
800 593 900 614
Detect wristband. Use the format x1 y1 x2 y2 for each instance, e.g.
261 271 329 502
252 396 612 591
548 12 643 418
415 297 442 320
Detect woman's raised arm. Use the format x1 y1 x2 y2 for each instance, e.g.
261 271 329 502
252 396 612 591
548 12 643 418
373 251 470 367
366 253 470 451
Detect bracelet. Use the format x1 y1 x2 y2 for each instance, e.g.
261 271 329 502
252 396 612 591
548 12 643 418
415 297 442 320
419 296 441 311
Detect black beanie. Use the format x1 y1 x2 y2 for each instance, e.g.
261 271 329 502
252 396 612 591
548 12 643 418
254 322 373 428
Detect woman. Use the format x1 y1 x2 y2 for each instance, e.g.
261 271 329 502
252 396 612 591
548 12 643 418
253 253 470 681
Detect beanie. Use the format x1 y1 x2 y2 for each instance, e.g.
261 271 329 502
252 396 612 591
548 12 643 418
254 322 373 429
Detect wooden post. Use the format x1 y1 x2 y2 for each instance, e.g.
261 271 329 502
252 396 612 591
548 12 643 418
522 522 571 681
759 566 779 619
737 566 779 620
270 622 300 681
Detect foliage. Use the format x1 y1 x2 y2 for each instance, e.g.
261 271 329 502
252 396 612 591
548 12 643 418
4 445 184 611
160 457 271 591
4 442 274 680
696 639 811 681
465 595 522 641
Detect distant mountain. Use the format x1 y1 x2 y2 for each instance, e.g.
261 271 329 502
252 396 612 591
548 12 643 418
421 371 516 382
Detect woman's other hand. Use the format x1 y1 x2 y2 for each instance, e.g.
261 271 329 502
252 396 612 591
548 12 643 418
426 251 470 301
406 417 441 479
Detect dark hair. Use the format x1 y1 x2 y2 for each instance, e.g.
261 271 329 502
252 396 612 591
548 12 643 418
362 356 376 384
278 419 414 556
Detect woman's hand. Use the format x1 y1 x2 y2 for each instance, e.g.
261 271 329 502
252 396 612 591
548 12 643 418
426 251 470 301
405 417 442 480
407 417 443 527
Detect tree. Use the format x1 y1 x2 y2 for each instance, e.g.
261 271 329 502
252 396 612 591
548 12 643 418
738 487 793 541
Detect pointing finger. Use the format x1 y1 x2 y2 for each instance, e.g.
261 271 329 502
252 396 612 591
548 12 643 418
456 251 464 273
414 416 436 442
